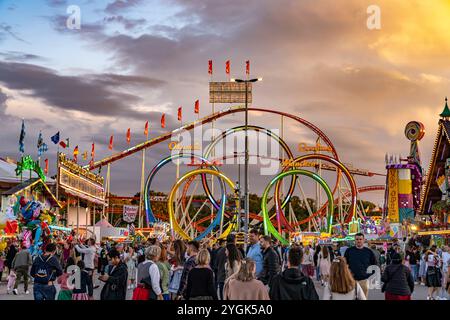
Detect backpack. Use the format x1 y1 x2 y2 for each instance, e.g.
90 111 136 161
34 254 55 284
298 276 319 300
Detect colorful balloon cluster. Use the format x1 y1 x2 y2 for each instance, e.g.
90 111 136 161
0 196 56 255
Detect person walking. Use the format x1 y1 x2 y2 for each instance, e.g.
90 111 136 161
124 246 137 290
133 245 162 300
258 235 281 287
318 246 331 286
381 252 414 300
225 243 242 280
57 257 76 300
185 249 218 300
30 243 63 300
269 246 319 300
12 244 32 295
74 238 96 294
246 229 263 277
301 245 314 278
157 245 171 300
99 249 128 300
425 246 442 300
344 233 376 298
168 240 186 299
177 241 199 300
323 257 367 300
214 235 237 299
405 246 419 283
418 248 427 285
224 258 269 300
313 245 321 282
72 260 94 300
5 242 17 276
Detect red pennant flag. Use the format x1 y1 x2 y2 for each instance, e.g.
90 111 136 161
178 106 182 122
59 140 66 148
161 114 165 128
73 146 79 163
225 60 230 75
44 159 49 174
246 60 250 75
109 135 114 150
144 121 149 137
91 143 95 160
194 100 199 114
208 60 213 75
126 128 131 144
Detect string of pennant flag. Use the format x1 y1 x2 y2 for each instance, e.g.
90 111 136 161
17 60 249 171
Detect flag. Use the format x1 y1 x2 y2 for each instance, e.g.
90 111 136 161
19 119 25 153
246 60 250 75
144 121 149 137
44 159 49 174
161 114 165 128
51 132 60 144
194 100 199 114
73 146 79 162
37 131 48 156
91 143 95 159
109 135 114 150
82 151 88 161
177 107 182 122
66 138 70 148
59 140 67 148
126 128 131 144
208 60 213 75
225 60 230 74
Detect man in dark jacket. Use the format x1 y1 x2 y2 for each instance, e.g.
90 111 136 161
177 240 199 299
344 233 377 298
30 243 63 300
99 249 128 300
5 242 17 274
269 246 319 300
258 235 281 286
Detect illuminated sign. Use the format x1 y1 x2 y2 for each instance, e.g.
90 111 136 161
298 142 332 153
168 142 201 151
281 159 318 167
58 153 105 205
348 218 361 235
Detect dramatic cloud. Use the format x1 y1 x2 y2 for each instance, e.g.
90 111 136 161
0 61 166 120
104 15 147 30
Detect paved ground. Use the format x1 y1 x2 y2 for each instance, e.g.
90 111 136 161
0 272 447 300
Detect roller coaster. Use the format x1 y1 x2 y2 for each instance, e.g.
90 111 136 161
90 105 385 244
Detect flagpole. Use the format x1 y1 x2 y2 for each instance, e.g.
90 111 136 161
139 129 148 229
210 65 215 236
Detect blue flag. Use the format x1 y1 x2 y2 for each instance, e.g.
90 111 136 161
37 132 48 156
19 119 25 153
51 132 60 144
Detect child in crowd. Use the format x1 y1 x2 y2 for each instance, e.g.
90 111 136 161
57 257 76 300
6 270 16 294
72 260 93 300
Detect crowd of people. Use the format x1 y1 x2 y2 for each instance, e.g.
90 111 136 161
0 230 449 300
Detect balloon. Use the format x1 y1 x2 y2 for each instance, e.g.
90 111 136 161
0 240 7 252
19 196 27 207
5 220 18 234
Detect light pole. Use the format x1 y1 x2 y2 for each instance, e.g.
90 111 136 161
231 77 262 251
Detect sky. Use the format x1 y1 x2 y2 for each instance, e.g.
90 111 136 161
1 0 450 208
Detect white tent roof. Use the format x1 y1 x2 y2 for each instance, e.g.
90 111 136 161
95 219 113 228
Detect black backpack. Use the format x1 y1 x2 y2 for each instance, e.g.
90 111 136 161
34 255 55 284
298 276 319 300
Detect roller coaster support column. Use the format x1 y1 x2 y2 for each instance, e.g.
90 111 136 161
232 77 262 251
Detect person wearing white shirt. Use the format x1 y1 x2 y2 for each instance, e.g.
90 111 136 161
136 245 163 300
75 238 97 294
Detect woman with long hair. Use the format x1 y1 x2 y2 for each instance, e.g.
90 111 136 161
168 240 186 299
318 246 331 286
224 258 269 300
323 257 366 300
157 245 171 300
425 246 442 300
225 243 242 280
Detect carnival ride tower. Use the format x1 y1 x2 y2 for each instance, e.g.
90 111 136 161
384 121 425 235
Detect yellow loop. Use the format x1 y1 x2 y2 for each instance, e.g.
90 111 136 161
168 169 238 240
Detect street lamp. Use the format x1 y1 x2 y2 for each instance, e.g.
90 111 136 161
230 77 262 251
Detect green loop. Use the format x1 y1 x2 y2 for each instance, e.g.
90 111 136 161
261 169 334 245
